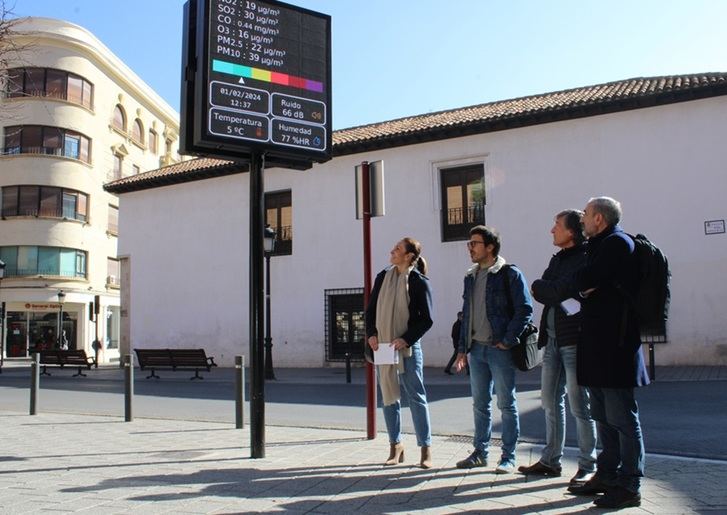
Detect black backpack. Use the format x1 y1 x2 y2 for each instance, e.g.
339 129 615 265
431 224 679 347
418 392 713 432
626 233 671 339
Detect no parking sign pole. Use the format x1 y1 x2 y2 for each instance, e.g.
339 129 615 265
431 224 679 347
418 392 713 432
356 160 384 440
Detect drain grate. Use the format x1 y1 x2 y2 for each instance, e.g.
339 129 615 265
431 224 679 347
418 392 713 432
445 435 502 447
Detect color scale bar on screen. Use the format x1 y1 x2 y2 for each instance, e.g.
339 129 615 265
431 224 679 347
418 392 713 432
212 59 324 93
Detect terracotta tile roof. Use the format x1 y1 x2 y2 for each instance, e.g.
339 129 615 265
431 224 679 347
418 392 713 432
106 73 727 193
332 73 727 154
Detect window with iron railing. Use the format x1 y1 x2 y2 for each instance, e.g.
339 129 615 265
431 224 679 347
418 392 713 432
265 190 292 255
440 164 486 241
1 186 88 221
5 67 94 110
2 125 91 164
108 205 119 235
0 246 87 278
107 154 123 183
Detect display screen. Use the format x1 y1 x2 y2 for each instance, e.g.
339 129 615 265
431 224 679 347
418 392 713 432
205 0 330 158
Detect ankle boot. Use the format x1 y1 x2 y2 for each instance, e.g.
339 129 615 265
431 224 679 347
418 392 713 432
420 446 432 469
384 442 404 466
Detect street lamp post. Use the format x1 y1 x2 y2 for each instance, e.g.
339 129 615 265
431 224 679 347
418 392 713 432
57 290 66 349
0 260 6 373
263 225 276 380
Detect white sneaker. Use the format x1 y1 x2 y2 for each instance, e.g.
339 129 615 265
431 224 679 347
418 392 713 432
495 460 515 474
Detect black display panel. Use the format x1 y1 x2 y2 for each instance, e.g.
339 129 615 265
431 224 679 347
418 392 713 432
181 0 331 167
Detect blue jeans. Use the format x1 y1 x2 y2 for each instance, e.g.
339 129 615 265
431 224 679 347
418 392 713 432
468 343 519 462
540 338 597 471
381 342 432 447
588 386 645 493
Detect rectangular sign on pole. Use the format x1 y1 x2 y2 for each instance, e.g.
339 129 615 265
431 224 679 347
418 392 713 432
355 160 385 219
181 0 332 168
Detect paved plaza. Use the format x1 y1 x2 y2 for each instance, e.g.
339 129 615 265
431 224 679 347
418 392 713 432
0 410 725 514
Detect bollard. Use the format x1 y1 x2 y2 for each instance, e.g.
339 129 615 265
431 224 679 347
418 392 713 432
30 353 40 415
124 354 133 422
235 355 245 429
345 352 352 384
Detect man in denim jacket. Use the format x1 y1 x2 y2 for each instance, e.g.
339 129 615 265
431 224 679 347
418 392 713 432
454 225 533 474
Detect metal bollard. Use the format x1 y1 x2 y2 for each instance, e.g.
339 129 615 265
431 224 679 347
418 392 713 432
235 355 245 429
124 354 133 422
30 353 40 415
345 352 352 384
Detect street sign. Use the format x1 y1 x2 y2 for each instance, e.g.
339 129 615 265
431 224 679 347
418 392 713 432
181 0 332 168
355 161 385 219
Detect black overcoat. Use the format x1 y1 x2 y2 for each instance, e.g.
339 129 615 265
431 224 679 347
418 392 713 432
574 225 650 388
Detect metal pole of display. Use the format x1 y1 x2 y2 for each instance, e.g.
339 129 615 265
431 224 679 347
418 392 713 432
249 152 266 458
235 355 245 429
361 161 377 440
30 353 39 415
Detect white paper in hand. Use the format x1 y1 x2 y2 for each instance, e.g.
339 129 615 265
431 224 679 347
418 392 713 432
560 298 581 316
374 343 399 365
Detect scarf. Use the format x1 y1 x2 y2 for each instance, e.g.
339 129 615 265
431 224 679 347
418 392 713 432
375 265 414 405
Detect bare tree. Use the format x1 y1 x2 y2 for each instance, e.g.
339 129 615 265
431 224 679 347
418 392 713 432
0 1 31 122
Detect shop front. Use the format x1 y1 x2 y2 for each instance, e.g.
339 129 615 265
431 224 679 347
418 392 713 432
5 302 78 357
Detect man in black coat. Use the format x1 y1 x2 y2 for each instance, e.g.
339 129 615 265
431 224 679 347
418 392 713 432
569 197 649 509
518 210 596 486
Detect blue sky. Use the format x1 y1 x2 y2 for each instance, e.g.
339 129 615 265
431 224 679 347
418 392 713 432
13 0 727 130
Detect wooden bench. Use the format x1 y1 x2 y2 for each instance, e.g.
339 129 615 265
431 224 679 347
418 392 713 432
134 348 217 380
38 350 96 377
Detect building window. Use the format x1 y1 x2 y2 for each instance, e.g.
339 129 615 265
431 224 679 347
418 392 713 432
109 154 123 182
324 289 365 363
2 125 91 164
107 258 120 288
132 164 140 175
108 205 119 235
1 186 88 221
112 105 126 132
440 164 486 241
265 190 292 255
148 129 158 154
0 246 87 278
5 67 93 109
131 119 144 145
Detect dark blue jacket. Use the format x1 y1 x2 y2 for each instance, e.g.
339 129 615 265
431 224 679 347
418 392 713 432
458 256 533 353
365 267 434 346
532 244 586 348
575 225 650 388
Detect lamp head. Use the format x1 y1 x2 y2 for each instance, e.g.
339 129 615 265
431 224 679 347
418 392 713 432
57 290 66 304
264 225 277 253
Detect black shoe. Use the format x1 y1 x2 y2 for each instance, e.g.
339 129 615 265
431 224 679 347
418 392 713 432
444 369 453 375
567 476 612 495
569 469 596 486
456 450 488 469
518 461 562 477
593 486 641 509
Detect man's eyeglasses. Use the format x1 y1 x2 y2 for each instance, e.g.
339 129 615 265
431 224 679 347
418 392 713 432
466 241 485 248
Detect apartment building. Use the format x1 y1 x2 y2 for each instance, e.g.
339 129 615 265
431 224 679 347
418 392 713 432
0 18 180 363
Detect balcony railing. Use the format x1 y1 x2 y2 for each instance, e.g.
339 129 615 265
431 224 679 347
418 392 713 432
0 266 85 278
1 207 85 221
442 203 486 241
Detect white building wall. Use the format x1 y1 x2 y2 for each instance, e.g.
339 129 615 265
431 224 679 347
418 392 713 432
119 95 727 366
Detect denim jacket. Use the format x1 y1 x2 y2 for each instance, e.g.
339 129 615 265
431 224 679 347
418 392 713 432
458 255 533 353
